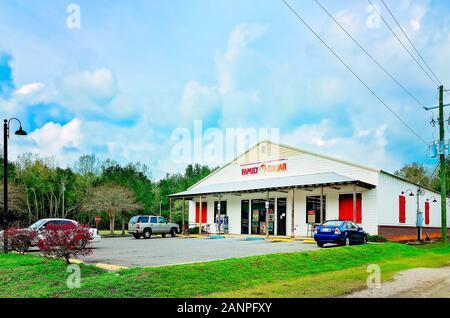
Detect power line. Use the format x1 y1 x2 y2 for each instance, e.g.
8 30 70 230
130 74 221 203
380 0 450 100
313 0 427 109
367 0 440 87
281 0 427 145
380 0 441 85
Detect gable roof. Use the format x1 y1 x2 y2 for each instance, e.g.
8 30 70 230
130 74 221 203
187 140 380 190
169 172 375 198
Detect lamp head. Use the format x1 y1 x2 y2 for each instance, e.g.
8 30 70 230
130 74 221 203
14 126 27 136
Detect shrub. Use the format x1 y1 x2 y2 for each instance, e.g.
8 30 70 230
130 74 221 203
368 234 388 242
37 223 94 264
189 227 199 234
1 228 38 254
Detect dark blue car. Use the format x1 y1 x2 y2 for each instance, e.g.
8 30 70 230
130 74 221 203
314 220 368 247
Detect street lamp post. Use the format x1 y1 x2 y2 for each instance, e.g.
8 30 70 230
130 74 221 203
3 118 27 253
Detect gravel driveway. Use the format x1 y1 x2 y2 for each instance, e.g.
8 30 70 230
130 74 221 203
80 236 318 267
344 267 450 298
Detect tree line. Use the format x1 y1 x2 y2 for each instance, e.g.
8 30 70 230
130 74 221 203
394 160 450 193
0 153 216 233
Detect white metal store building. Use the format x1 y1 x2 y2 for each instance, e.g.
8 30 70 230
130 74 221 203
169 141 450 241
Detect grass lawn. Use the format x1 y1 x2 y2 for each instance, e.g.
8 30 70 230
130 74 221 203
0 242 449 298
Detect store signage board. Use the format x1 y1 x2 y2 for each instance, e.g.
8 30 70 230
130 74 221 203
241 159 287 176
307 210 316 224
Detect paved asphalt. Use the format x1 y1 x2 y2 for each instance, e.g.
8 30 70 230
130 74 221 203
79 236 319 267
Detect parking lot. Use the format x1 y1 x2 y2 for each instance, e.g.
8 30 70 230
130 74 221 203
79 236 319 267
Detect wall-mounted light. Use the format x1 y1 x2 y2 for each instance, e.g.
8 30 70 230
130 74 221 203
401 189 415 197
426 196 438 203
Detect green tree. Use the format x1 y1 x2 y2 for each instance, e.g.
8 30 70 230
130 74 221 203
73 154 101 177
81 183 143 234
394 162 431 187
153 164 217 223
99 163 155 213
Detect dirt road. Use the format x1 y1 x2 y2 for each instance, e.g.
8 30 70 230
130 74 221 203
344 267 450 298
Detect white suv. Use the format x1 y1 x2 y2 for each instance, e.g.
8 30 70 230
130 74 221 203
128 215 179 239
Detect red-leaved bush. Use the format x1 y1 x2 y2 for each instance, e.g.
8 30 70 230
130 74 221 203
2 228 38 254
37 223 93 263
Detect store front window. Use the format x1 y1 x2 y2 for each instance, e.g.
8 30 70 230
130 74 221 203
251 198 275 235
306 196 326 224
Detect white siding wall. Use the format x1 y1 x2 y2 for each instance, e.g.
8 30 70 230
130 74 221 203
187 149 381 236
377 172 450 228
194 152 379 188
185 147 450 237
188 185 378 236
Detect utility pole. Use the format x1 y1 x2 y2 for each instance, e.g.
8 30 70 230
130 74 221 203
3 120 8 253
426 85 448 243
416 188 424 241
438 85 448 243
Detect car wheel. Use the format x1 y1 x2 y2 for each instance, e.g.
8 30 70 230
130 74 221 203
133 234 141 239
363 235 368 244
344 237 350 246
170 228 177 237
317 242 324 248
143 229 152 239
76 239 87 250
12 239 30 253
161 233 166 238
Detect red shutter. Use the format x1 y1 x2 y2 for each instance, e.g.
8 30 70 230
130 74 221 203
339 194 362 223
425 201 430 225
399 195 406 223
195 202 207 223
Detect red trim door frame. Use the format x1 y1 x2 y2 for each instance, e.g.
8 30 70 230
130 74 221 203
338 193 362 223
195 202 207 224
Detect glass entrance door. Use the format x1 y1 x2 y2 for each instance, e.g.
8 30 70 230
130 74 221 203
241 200 249 234
277 198 287 236
214 201 227 234
251 199 275 235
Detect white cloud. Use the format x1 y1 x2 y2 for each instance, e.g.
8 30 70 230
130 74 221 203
58 68 118 111
282 120 396 170
409 3 427 31
177 23 267 127
217 23 267 94
26 118 82 163
179 81 220 121
15 82 44 95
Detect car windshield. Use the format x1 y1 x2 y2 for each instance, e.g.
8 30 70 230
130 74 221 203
129 216 139 224
322 220 344 227
28 219 47 229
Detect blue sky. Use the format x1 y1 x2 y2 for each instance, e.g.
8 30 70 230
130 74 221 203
1 0 449 179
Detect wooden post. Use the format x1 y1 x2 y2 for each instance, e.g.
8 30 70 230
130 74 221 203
217 195 221 234
265 191 270 238
169 198 172 223
182 198 185 235
320 187 324 223
291 188 295 238
199 196 202 235
353 184 357 223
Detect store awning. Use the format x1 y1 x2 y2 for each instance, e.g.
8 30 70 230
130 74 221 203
168 172 375 199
